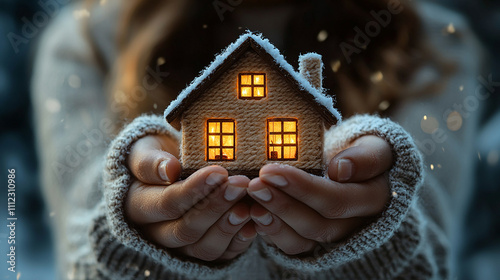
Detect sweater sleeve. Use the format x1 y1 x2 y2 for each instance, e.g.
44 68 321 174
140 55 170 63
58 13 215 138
258 115 445 279
89 115 255 279
31 4 254 279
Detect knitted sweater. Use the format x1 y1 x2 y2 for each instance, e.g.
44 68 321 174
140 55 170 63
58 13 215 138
31 1 483 279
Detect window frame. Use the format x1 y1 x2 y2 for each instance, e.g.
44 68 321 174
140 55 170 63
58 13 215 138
267 118 298 161
206 119 236 161
238 73 267 99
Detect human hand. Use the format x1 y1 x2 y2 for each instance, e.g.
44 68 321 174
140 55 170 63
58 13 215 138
125 135 257 261
247 135 392 255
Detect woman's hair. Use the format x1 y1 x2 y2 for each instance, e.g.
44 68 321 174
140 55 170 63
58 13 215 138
85 0 453 132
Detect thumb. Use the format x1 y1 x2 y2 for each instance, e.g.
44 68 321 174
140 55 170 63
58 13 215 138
328 135 393 183
127 135 181 185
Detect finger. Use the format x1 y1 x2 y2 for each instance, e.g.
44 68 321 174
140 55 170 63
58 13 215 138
250 204 316 256
156 175 249 236
248 179 370 243
175 202 251 260
328 135 393 183
218 221 257 261
125 166 230 224
128 135 181 185
258 165 389 218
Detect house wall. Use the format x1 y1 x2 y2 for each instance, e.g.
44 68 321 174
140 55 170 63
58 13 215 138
181 50 325 177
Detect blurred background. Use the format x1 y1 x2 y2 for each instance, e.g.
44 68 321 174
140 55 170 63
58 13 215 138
0 0 499 279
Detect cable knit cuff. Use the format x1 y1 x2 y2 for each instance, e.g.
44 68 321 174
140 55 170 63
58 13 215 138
91 115 250 279
260 114 425 278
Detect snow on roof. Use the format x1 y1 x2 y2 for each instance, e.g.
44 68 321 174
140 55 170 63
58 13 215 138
164 31 341 124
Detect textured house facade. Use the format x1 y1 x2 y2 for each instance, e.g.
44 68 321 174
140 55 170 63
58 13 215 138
164 34 341 178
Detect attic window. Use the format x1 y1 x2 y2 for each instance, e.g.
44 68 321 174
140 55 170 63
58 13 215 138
207 119 235 161
238 73 266 99
267 118 298 160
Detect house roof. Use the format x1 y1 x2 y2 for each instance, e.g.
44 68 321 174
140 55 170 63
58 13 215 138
164 32 342 126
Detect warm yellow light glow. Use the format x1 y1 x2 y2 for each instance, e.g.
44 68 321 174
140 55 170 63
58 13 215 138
209 135 219 146
241 87 252 97
272 122 281 133
284 134 296 144
241 75 252 85
209 122 220 133
270 148 281 159
270 134 281 145
222 148 233 159
209 148 220 160
222 135 233 146
239 73 266 99
222 122 234 133
267 118 298 161
254 87 265 97
254 75 264 85
207 120 235 161
283 121 296 132
283 146 296 159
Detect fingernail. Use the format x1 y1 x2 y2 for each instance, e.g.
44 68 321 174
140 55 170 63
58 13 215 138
260 174 287 187
228 212 246 225
254 212 273 226
337 159 353 181
224 184 245 201
249 188 272 202
206 172 226 186
158 159 170 182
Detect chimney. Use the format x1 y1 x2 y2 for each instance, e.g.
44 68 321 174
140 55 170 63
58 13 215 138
298 53 323 90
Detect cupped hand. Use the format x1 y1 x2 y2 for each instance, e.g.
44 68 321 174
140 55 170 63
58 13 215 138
247 135 392 255
125 135 257 261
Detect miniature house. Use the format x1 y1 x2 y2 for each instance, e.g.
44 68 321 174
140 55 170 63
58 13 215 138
164 33 341 178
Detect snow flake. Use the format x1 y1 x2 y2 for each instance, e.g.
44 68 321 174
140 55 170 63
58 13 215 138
144 270 151 277
45 98 61 113
370 71 383 83
446 23 455 34
446 111 462 131
330 60 341 73
378 100 390 111
421 115 439 134
157 57 166 66
317 30 328 42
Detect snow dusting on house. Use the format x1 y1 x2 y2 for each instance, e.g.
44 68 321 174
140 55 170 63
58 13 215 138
164 32 341 124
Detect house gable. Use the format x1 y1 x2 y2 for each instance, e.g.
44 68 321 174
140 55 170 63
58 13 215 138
164 33 341 129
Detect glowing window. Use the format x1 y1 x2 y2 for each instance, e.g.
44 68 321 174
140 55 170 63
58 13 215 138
267 118 298 160
207 119 235 161
238 73 266 99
